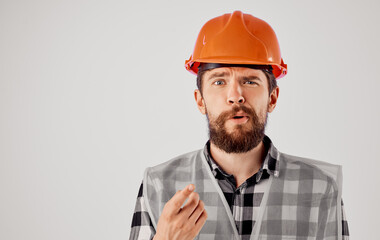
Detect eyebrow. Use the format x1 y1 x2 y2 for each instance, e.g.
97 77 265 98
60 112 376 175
205 72 263 83
206 72 230 81
239 76 262 82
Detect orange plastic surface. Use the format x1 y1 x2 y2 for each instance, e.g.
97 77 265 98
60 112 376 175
185 11 287 79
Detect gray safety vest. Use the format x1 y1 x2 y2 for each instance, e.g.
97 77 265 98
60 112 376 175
143 148 343 240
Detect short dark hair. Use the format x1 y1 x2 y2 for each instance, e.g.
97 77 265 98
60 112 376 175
196 69 277 96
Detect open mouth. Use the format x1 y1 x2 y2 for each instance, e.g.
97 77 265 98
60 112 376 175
229 115 249 124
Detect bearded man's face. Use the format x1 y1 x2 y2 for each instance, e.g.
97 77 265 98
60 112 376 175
206 104 268 153
194 67 277 153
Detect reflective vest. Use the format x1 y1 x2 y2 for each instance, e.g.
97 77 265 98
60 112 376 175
143 148 343 240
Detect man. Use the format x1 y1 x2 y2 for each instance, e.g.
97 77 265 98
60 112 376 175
130 11 349 240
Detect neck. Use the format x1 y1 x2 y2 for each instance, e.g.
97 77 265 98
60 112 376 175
209 140 266 188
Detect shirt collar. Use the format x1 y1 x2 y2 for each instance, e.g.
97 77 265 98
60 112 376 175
203 135 280 180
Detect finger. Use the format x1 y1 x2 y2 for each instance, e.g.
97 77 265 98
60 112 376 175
193 209 207 233
179 191 200 218
165 184 195 215
188 200 205 224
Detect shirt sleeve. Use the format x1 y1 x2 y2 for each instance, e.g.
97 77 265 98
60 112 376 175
341 199 350 239
129 182 156 240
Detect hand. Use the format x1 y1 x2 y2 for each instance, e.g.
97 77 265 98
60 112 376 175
153 184 208 240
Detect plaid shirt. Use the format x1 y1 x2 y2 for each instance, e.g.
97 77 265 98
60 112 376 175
129 135 350 239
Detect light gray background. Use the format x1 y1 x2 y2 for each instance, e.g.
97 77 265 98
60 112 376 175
1 0 379 239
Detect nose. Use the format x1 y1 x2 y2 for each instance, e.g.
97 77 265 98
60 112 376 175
227 83 245 104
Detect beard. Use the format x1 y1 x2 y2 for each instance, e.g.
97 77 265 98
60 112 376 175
206 104 268 154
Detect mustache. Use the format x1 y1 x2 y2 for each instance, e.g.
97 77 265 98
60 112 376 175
214 105 256 127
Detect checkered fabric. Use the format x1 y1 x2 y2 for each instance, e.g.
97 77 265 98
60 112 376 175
258 154 342 239
129 136 349 240
144 148 238 239
203 136 276 239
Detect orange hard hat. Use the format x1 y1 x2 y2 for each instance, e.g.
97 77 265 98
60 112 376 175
185 11 287 79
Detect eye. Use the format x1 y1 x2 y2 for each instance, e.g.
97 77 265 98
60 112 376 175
245 80 257 85
213 80 225 85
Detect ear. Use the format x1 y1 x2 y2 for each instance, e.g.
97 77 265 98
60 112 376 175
268 86 279 113
194 89 206 115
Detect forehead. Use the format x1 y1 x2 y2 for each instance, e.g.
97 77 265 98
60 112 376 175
203 67 267 80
